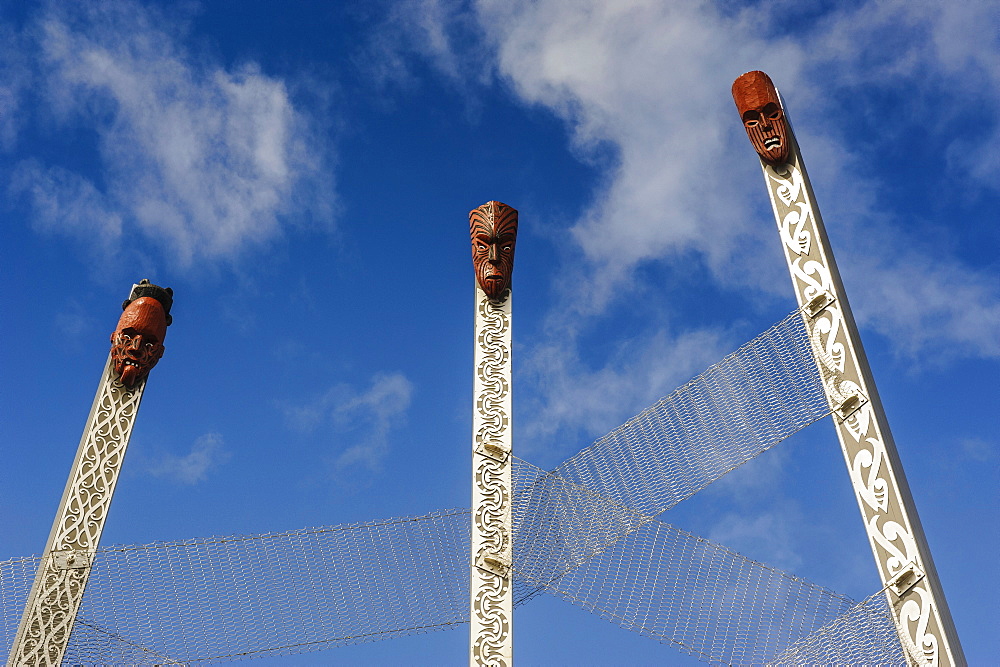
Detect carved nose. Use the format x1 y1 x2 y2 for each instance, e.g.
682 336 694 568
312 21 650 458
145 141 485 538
125 337 143 355
488 243 498 264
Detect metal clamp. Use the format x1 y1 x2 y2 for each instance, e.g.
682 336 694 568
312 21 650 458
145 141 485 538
52 550 93 571
887 561 925 597
836 392 867 420
476 552 511 578
475 439 510 463
804 290 836 318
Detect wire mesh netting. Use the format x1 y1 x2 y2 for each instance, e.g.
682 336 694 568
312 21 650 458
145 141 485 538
0 309 908 664
511 456 905 665
510 309 833 605
1 510 470 664
549 308 830 520
769 590 906 666
2 504 905 666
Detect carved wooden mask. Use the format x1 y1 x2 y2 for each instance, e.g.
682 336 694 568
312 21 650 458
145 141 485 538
110 296 168 388
732 70 789 165
470 201 518 301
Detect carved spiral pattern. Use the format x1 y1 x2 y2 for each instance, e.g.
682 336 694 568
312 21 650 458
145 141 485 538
765 162 941 665
476 298 510 451
12 363 146 666
472 570 510 664
472 292 511 667
475 456 510 560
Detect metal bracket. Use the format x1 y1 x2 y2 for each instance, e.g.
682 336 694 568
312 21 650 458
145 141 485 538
475 552 511 578
887 561 925 598
475 439 510 464
52 550 93 571
804 290 836 318
836 392 868 420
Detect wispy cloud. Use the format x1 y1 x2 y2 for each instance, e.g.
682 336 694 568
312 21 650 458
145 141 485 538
385 0 1000 451
0 21 30 152
283 372 414 478
392 0 1000 356
708 510 805 574
959 437 996 463
519 324 729 459
146 432 232 485
9 0 333 267
356 0 477 90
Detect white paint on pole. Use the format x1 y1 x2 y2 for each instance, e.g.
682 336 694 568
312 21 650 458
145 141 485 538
470 285 513 666
758 133 965 666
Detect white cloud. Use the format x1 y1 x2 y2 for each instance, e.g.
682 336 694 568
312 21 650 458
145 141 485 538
708 510 804 573
12 0 333 266
13 161 124 248
435 0 1000 364
364 0 999 460
519 324 730 458
283 372 414 475
357 0 475 89
147 432 232 484
472 0 805 303
959 437 996 463
0 22 30 152
847 243 1000 360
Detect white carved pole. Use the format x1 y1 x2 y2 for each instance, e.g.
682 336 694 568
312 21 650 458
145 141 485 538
10 280 173 665
469 201 517 666
733 72 964 666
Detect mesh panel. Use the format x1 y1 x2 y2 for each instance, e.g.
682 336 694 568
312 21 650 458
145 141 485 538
768 591 906 665
550 309 829 519
511 457 906 664
511 309 832 605
0 309 909 664
2 510 470 664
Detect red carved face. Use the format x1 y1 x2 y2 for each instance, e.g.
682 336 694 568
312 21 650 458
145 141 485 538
732 70 789 165
110 296 167 388
470 201 518 301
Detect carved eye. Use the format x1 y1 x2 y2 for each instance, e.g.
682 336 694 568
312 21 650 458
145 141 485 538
762 102 781 120
742 110 761 128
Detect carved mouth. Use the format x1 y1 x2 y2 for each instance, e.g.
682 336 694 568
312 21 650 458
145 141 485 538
764 137 781 149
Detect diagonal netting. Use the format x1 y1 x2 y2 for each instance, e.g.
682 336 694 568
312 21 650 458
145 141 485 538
511 456 906 664
1 498 906 666
0 309 908 664
511 308 833 605
768 590 906 666
1 510 470 664
549 308 830 520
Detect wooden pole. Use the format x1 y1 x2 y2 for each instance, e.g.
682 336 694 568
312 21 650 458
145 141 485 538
10 280 173 665
469 202 517 666
734 71 965 666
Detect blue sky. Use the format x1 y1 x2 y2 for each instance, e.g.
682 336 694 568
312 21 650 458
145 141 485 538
1 0 997 663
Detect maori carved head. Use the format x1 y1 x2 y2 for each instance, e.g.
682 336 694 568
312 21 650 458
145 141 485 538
732 70 789 165
470 201 518 301
110 280 173 388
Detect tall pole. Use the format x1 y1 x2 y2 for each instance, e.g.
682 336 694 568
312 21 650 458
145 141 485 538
733 71 965 666
10 280 174 665
469 201 518 666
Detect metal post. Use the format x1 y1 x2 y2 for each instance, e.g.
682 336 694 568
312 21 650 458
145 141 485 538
10 281 173 665
469 202 517 666
733 71 965 666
